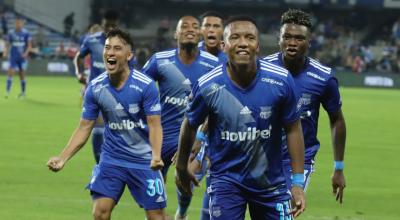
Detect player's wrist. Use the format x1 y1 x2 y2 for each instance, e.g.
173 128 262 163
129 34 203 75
196 131 207 142
334 161 344 170
291 173 304 188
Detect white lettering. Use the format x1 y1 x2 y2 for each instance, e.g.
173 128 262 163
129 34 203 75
108 119 145 130
221 126 272 141
164 96 188 107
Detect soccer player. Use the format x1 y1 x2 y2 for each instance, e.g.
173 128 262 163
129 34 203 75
263 9 347 203
73 9 119 164
175 16 306 219
4 17 32 98
47 28 166 220
141 15 219 220
199 11 227 63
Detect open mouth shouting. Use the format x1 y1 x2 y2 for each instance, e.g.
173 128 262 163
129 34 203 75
106 57 117 71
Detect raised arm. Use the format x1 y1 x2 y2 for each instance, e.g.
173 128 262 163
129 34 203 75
328 109 346 203
146 115 164 170
284 119 306 218
47 119 96 172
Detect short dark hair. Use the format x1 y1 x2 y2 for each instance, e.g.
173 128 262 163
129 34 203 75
105 28 134 49
224 15 258 29
281 9 312 29
104 9 120 21
200 11 224 21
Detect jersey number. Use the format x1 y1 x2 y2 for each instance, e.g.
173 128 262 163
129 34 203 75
146 178 164 197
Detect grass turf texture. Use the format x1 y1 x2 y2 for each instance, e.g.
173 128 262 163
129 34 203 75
0 75 398 220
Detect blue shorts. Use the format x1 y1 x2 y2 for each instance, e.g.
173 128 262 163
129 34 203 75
283 161 315 191
87 163 167 210
160 143 177 178
9 57 28 71
208 179 292 220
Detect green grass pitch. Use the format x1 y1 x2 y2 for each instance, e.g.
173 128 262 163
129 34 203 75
0 75 399 220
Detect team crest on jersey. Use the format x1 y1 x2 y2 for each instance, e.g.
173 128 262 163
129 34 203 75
259 106 272 119
299 93 312 106
150 103 161 112
129 104 139 114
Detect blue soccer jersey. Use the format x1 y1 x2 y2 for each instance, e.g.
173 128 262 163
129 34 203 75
79 31 107 81
82 70 161 169
7 28 31 60
263 52 342 164
141 49 219 153
186 59 300 193
198 41 228 64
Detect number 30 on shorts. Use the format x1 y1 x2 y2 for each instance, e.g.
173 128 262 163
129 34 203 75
146 178 164 197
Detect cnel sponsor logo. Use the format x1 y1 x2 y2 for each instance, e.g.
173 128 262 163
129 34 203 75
221 125 272 141
109 119 145 130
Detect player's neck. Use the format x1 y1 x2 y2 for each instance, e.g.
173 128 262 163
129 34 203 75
227 60 257 89
283 56 306 75
178 44 198 64
205 45 220 57
109 67 130 89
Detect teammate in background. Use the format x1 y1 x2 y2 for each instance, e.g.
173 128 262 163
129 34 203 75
199 11 227 63
263 9 347 203
175 16 306 219
47 28 166 220
73 9 119 164
141 15 219 220
4 17 32 98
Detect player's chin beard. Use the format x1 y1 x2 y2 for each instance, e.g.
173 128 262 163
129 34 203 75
181 42 196 54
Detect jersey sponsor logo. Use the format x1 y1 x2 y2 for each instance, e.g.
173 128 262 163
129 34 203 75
93 61 105 69
261 77 283 86
12 42 26 47
164 96 188 107
306 71 326 82
129 104 139 114
150 103 161 112
259 106 272 119
221 125 272 141
129 84 143 92
108 119 145 130
240 106 252 115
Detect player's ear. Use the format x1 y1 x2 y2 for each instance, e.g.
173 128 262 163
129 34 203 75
127 50 134 61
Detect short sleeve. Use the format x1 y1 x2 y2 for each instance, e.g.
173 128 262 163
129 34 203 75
143 81 161 115
81 86 100 120
141 54 159 81
79 37 91 58
321 77 342 113
282 75 301 124
186 82 209 127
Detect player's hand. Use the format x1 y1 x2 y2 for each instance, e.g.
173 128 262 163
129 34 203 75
150 158 164 170
77 73 87 85
332 170 346 203
47 156 65 172
290 185 306 218
175 168 199 196
189 139 202 162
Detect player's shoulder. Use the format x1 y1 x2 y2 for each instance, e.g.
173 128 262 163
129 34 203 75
132 69 154 86
84 31 103 42
196 64 224 88
262 52 280 63
90 72 108 86
199 50 219 63
154 48 176 60
306 57 334 81
259 59 290 81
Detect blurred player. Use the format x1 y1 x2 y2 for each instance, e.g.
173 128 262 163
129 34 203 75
73 9 119 164
4 17 32 98
175 16 306 219
47 28 166 220
263 9 347 203
141 15 219 220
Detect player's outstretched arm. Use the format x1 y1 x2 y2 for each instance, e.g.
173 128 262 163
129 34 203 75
147 115 164 170
328 109 346 203
73 52 87 84
285 120 306 217
175 117 199 196
47 119 95 172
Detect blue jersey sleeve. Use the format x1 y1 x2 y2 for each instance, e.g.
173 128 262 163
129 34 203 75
143 81 161 115
141 55 159 81
282 75 301 124
322 77 342 113
79 37 91 58
81 86 99 120
186 82 208 127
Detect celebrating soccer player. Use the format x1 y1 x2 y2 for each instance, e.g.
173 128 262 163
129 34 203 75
176 15 306 219
47 28 166 220
141 15 219 220
263 9 347 203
